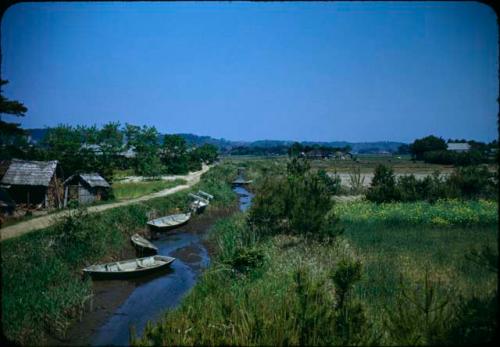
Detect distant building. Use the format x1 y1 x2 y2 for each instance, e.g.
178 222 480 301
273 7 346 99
447 143 471 152
0 159 64 209
63 173 111 206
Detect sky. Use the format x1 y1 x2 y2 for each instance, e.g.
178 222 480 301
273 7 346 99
1 1 498 142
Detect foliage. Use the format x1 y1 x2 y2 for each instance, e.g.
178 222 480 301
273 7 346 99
248 158 343 242
133 214 368 346
446 165 497 200
366 164 400 203
348 166 366 195
125 123 163 176
367 164 497 203
335 199 498 227
384 272 454 345
192 143 218 164
409 135 447 160
317 169 341 195
0 79 28 145
423 149 485 166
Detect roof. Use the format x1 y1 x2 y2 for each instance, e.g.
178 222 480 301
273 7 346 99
0 159 59 187
64 173 110 188
447 143 471 151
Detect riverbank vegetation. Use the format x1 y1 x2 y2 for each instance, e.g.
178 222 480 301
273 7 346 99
1 165 237 345
133 158 497 346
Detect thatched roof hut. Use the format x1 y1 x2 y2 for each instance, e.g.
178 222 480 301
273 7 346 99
0 159 63 208
63 173 110 206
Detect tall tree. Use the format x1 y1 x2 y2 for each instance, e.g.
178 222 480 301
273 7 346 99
0 80 28 146
162 134 189 174
125 123 162 176
409 135 447 160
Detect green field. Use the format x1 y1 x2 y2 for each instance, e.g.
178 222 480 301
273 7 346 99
112 179 187 200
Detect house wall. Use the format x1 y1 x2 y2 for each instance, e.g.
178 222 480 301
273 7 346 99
78 185 96 205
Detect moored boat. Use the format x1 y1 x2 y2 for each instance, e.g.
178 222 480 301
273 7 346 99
131 233 158 254
197 190 214 201
190 198 208 213
232 177 253 185
147 212 191 230
83 255 175 279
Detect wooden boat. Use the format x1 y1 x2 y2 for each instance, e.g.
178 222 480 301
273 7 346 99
83 255 175 279
131 233 158 254
232 178 253 185
197 190 214 200
190 198 208 213
147 212 191 230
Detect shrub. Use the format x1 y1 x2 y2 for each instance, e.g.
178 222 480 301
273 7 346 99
248 159 343 242
366 164 400 203
446 165 497 200
317 169 341 195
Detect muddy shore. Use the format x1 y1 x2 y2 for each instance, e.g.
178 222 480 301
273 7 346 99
48 204 237 346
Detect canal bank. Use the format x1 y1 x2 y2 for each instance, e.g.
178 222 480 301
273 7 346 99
53 186 252 346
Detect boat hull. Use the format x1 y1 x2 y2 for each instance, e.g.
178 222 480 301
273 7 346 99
147 213 191 231
83 256 175 280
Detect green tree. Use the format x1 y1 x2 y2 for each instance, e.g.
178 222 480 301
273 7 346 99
125 124 162 176
409 135 447 160
161 134 189 174
366 164 400 203
288 142 304 157
192 144 218 164
0 80 28 143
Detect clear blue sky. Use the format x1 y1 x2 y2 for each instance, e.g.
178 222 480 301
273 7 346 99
1 2 498 142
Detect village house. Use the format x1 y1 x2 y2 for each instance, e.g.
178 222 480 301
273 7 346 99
447 142 471 152
63 173 111 206
0 159 64 209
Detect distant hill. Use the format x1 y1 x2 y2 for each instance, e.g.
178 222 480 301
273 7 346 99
25 128 406 153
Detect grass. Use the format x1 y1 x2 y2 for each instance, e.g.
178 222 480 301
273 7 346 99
133 212 498 346
112 178 187 200
345 223 497 344
1 164 237 346
335 199 498 227
132 160 498 346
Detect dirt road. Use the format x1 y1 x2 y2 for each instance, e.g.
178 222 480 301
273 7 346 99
0 165 210 242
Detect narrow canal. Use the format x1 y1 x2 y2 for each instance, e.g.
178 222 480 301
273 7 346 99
64 185 253 346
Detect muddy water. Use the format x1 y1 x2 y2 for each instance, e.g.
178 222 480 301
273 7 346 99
59 187 254 346
233 185 254 212
90 230 210 345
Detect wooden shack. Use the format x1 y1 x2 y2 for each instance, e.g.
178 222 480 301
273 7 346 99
63 173 110 206
0 159 64 209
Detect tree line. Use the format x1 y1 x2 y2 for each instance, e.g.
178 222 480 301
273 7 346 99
399 135 498 165
2 122 218 183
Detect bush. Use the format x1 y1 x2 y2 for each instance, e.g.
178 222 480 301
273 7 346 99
446 165 497 200
248 159 343 242
423 149 485 166
366 164 400 203
317 169 341 195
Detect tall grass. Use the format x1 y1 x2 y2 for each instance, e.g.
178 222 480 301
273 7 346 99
1 164 237 345
133 214 368 346
112 178 187 200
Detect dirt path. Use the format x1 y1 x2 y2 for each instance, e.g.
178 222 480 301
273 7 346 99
0 165 210 242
